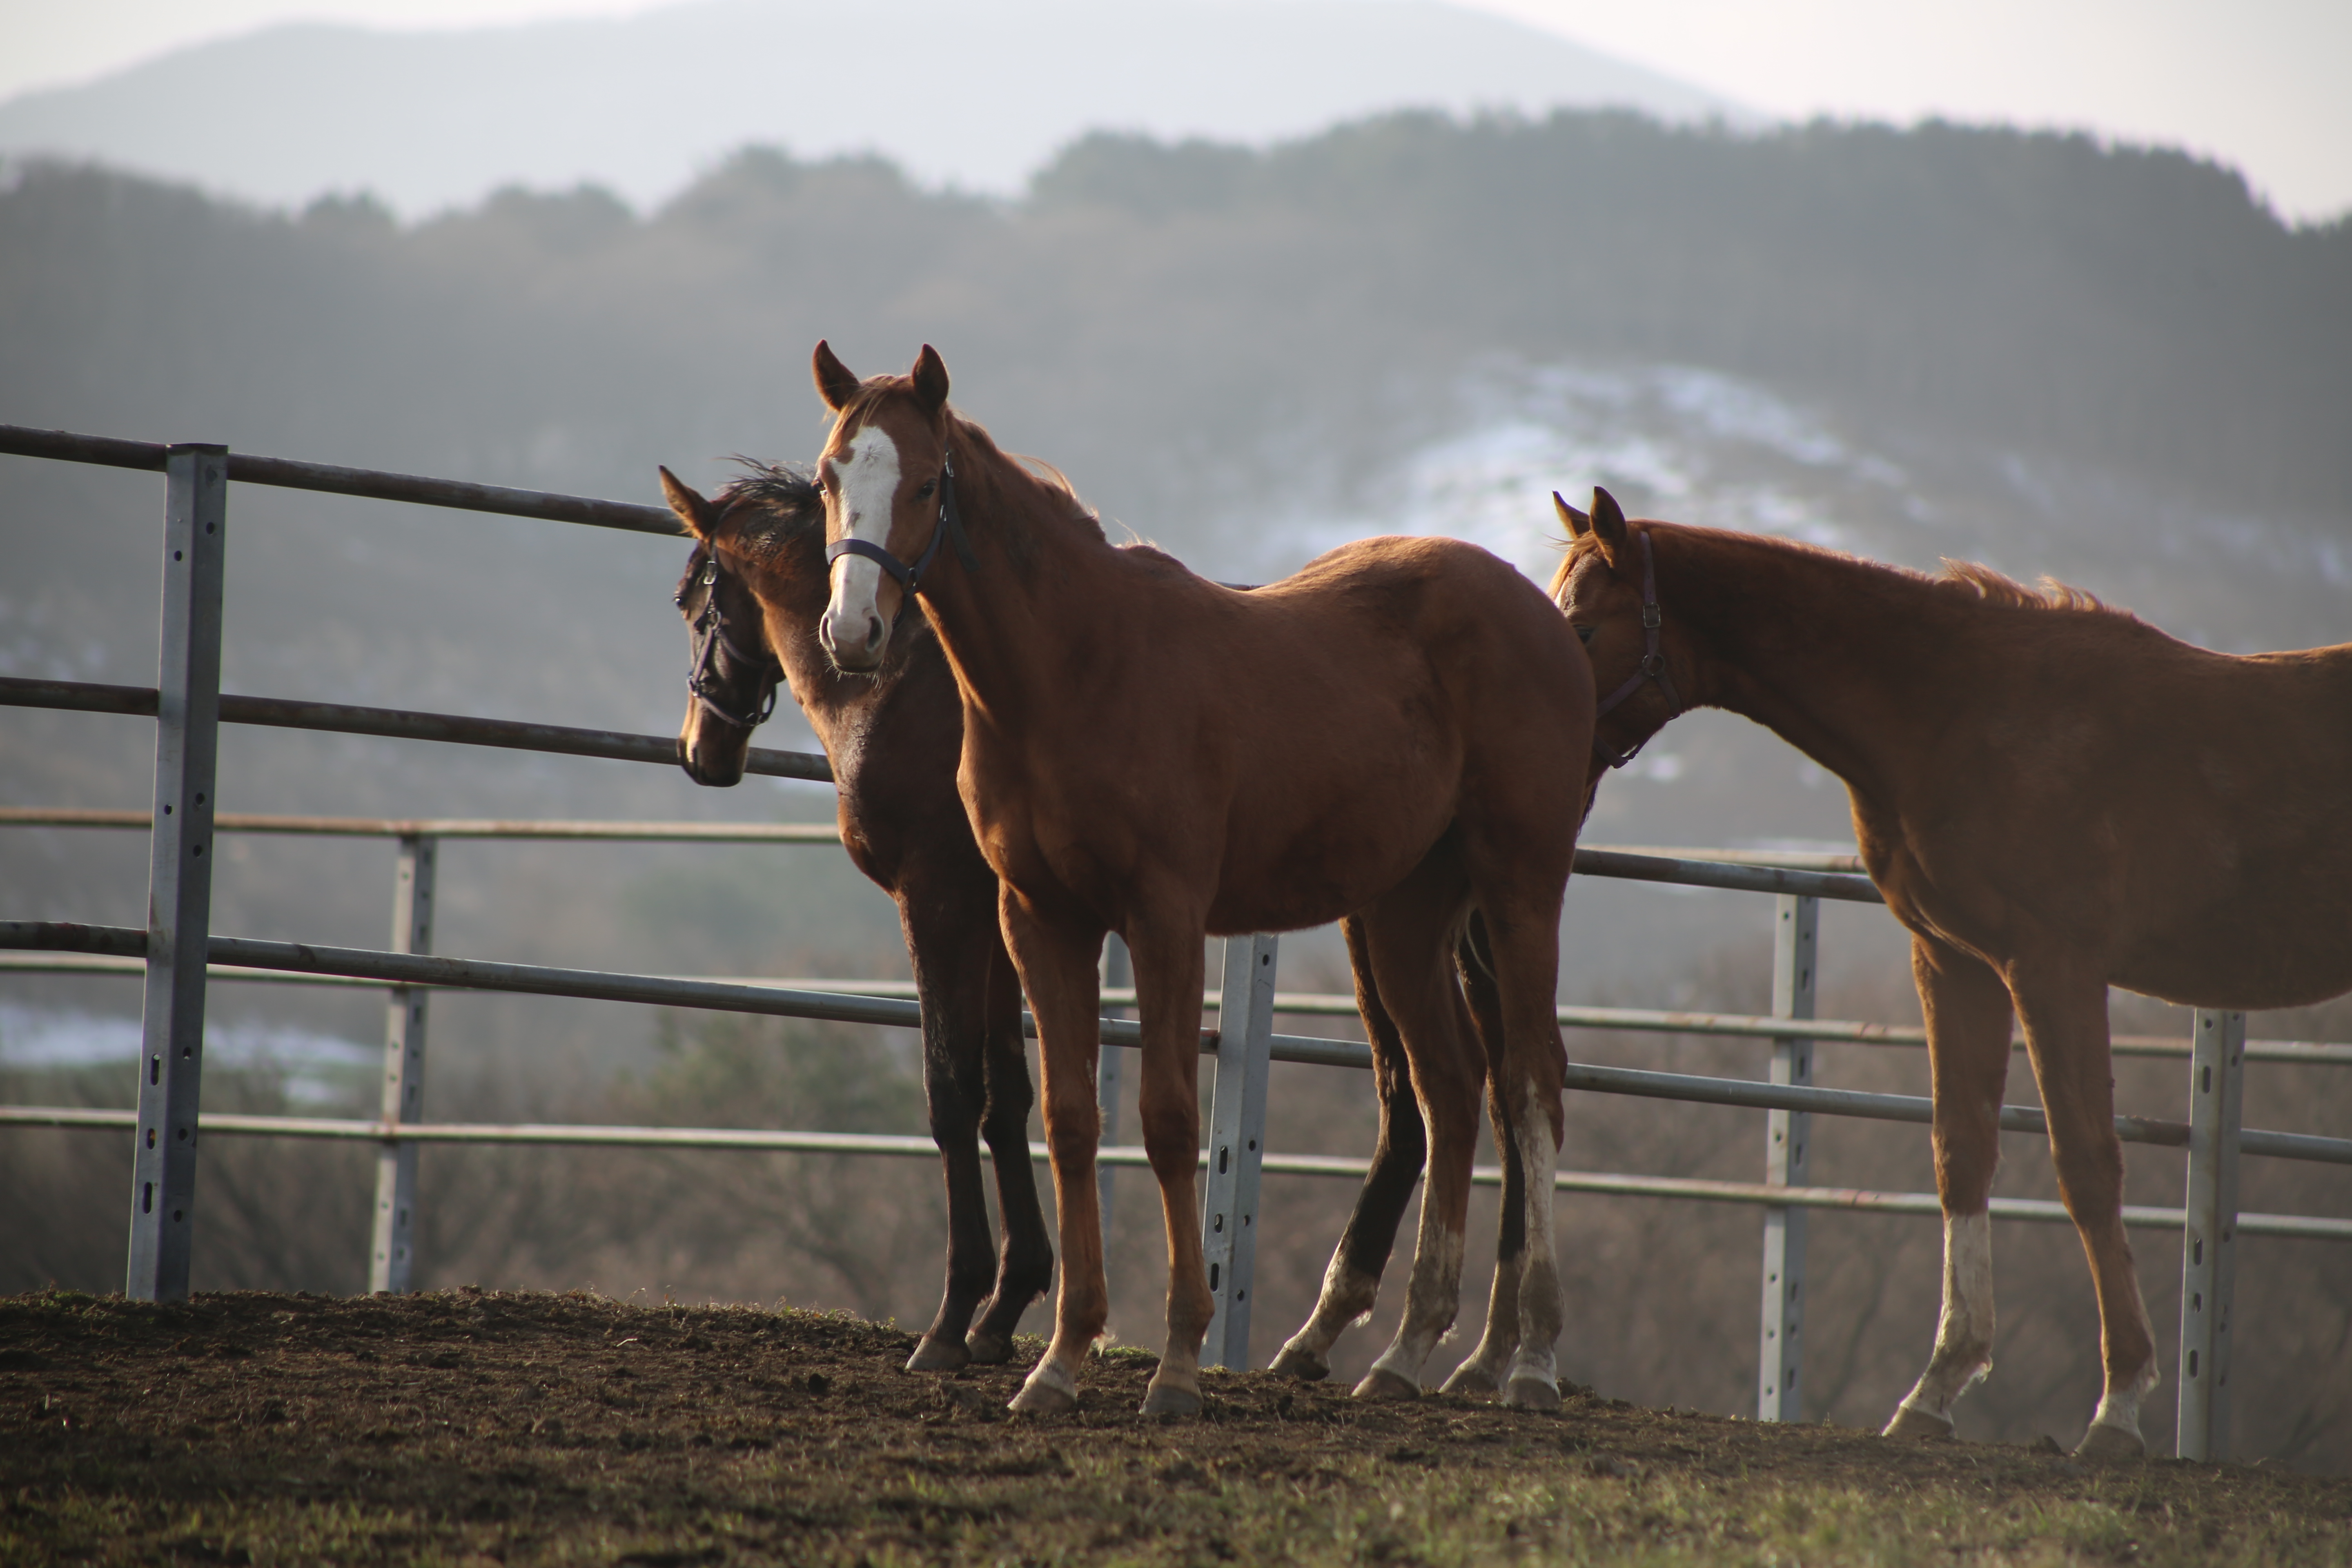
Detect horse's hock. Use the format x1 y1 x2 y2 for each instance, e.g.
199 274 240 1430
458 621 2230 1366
1 422 2348 1463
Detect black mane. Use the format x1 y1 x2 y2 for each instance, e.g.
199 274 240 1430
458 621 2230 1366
718 457 825 546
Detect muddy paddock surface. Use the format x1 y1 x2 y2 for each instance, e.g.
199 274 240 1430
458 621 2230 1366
2 1289 2346 1565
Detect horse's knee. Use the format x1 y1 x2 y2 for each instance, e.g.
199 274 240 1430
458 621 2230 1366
1136 1095 1197 1169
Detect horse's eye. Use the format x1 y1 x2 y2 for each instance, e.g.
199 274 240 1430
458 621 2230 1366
916 479 937 499
1574 624 1597 645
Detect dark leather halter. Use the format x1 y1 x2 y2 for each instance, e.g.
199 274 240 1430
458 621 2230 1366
823 445 979 597
679 552 782 731
1589 528 1681 770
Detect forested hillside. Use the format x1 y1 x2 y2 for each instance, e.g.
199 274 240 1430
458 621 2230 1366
5 111 2346 529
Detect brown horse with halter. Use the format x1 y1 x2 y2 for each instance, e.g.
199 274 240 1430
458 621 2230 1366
663 454 1555 1406
661 458 1055 1372
1552 486 2352 1458
811 342 1595 1415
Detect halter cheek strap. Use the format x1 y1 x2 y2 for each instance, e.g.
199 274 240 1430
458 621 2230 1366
684 556 782 731
823 447 979 597
1590 528 1681 770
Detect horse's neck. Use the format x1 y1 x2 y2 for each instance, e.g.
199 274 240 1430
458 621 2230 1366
1683 538 1957 801
914 465 1105 734
769 561 895 748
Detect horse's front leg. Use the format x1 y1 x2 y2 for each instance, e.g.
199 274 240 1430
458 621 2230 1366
968 929 1054 1364
900 885 1002 1372
1130 915 1213 1416
2011 951 2158 1460
1272 915 1428 1383
1000 890 1106 1415
1885 933 2016 1440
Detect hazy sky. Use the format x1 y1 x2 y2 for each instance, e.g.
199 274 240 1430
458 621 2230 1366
4 0 2345 220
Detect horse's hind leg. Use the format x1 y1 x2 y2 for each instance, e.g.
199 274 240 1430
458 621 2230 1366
2012 954 2158 1460
968 928 1054 1364
1885 935 2015 1438
1350 861 1484 1402
1440 914 1529 1399
900 887 1004 1372
1272 914 1428 1383
1470 889 1571 1412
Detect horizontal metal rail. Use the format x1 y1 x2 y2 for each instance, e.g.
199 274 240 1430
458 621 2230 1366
15 950 2344 1067
0 807 842 842
0 920 1365 1070
5 1105 2341 1241
1575 847 1879 903
0 423 683 538
0 675 833 784
7 919 2346 1166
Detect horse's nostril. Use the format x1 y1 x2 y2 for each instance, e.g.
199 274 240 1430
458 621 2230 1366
865 616 882 650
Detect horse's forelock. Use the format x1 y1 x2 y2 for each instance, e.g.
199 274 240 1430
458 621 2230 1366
716 459 825 562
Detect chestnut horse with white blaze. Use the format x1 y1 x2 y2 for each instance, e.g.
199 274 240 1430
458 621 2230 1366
1552 487 2352 1459
813 342 1595 1416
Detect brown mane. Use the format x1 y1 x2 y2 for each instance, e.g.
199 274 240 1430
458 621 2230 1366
1933 558 2120 615
1557 528 2129 620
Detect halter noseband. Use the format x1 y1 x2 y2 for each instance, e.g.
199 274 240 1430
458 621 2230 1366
1589 529 1681 770
823 445 979 597
680 553 782 731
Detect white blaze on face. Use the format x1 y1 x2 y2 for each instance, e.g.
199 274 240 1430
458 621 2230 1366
821 423 904 663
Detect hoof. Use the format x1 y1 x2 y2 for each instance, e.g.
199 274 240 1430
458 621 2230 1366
904 1335 970 1373
964 1329 1016 1366
2074 1422 2146 1463
1439 1362 1502 1399
1009 1366 1078 1415
1882 1404 1956 1441
1140 1381 1201 1418
1504 1373 1562 1412
1269 1343 1330 1383
1352 1367 1422 1402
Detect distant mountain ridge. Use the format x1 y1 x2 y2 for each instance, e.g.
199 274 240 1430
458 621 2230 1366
0 0 1751 216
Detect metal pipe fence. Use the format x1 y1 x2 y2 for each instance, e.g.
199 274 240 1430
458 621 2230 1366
3 421 2345 1462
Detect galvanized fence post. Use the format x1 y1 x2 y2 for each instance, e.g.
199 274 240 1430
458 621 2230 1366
126 444 228 1302
1202 933 1278 1370
2178 1007 2245 1460
368 833 437 1292
1758 893 1818 1420
1097 934 1131 1224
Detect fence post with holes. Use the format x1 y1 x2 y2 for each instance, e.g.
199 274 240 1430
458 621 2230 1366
1201 933 1278 1370
1097 934 1131 1225
2178 1008 2245 1460
126 444 228 1302
368 833 437 1292
1758 893 1818 1420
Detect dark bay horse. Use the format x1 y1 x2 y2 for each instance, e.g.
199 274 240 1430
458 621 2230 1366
809 342 1595 1416
661 459 1053 1371
1552 486 2352 1458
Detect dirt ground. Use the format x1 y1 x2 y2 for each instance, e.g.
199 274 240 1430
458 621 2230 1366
2 1289 2347 1566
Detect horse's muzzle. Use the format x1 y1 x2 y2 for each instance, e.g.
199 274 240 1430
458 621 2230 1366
820 607 887 672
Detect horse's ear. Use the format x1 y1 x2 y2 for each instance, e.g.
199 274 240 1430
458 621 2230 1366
1590 486 1629 563
659 465 720 541
910 344 950 414
813 340 861 412
1553 491 1590 539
